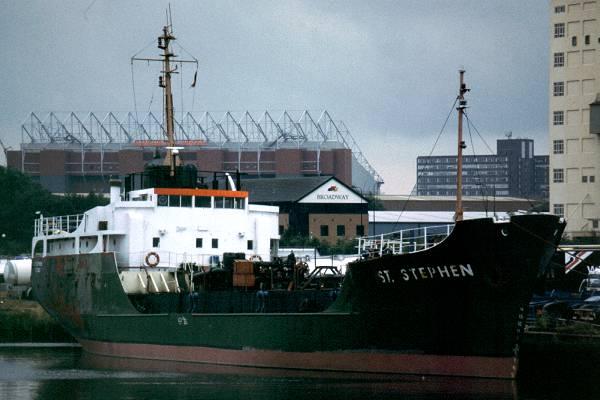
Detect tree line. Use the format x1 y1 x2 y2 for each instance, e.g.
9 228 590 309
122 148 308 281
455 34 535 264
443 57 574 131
0 167 108 256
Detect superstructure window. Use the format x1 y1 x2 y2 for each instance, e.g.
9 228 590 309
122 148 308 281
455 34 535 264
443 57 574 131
553 168 564 183
212 238 219 248
553 81 565 96
152 237 160 247
553 204 564 217
553 111 564 125
554 52 565 67
196 238 203 248
554 23 565 38
195 196 211 208
553 140 564 154
247 240 253 250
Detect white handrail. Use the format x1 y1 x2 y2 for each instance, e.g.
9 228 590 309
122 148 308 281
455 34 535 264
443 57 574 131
357 224 454 257
34 214 85 236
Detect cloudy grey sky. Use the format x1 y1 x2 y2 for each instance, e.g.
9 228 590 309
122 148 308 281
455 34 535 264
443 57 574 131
0 0 549 193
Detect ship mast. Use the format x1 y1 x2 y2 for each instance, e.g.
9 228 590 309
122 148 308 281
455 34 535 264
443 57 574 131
455 70 469 222
158 24 178 176
131 11 198 177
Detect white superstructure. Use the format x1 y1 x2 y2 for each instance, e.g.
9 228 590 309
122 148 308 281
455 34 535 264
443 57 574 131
31 184 280 270
549 0 600 238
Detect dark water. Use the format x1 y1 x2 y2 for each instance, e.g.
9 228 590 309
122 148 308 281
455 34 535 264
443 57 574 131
0 345 597 400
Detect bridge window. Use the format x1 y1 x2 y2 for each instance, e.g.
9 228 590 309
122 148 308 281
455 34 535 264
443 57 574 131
224 197 235 209
215 197 224 208
181 196 192 207
168 195 180 207
236 198 245 209
195 196 211 208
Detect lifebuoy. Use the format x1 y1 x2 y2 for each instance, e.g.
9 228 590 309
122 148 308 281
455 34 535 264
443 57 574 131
249 255 262 262
145 251 160 267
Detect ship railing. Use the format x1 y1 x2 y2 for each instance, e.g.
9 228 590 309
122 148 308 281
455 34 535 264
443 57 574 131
357 224 454 257
34 214 85 236
116 250 224 270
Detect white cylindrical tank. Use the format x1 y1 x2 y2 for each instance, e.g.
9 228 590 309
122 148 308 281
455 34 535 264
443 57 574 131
5 259 32 286
0 259 7 282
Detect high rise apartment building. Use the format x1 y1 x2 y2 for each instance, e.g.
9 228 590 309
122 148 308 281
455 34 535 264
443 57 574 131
416 138 548 199
549 1 600 239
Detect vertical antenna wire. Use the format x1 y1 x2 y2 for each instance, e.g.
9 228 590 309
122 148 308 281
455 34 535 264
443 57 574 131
180 61 184 131
464 112 489 215
131 61 139 135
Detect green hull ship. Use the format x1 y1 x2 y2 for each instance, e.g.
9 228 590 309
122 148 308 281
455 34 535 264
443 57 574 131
31 20 565 379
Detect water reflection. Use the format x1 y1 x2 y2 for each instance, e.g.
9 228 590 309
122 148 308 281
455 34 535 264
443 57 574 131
0 345 598 400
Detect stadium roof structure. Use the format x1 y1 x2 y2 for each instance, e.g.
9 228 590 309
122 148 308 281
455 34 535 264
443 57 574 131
20 110 383 186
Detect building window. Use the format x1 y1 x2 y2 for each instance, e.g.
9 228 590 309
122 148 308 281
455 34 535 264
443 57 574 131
555 5 565 13
553 81 565 96
279 225 284 235
553 52 565 67
356 224 365 236
212 238 218 248
196 238 203 248
585 35 591 45
553 168 564 183
554 23 565 38
553 204 564 217
152 237 160 247
583 175 588 183
553 111 564 125
553 139 564 154
572 36 577 46
591 176 596 183
593 220 599 229
320 225 329 237
336 225 346 237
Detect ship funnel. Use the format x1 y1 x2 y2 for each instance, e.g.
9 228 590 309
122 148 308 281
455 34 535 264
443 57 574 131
110 179 122 204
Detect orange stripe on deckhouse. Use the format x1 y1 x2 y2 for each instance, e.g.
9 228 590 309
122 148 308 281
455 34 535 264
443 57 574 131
154 188 248 198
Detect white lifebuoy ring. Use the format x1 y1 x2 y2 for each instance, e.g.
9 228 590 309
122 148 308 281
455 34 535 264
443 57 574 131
249 255 262 262
145 251 160 267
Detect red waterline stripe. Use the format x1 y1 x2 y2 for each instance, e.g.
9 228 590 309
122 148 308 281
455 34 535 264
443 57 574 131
78 339 516 379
